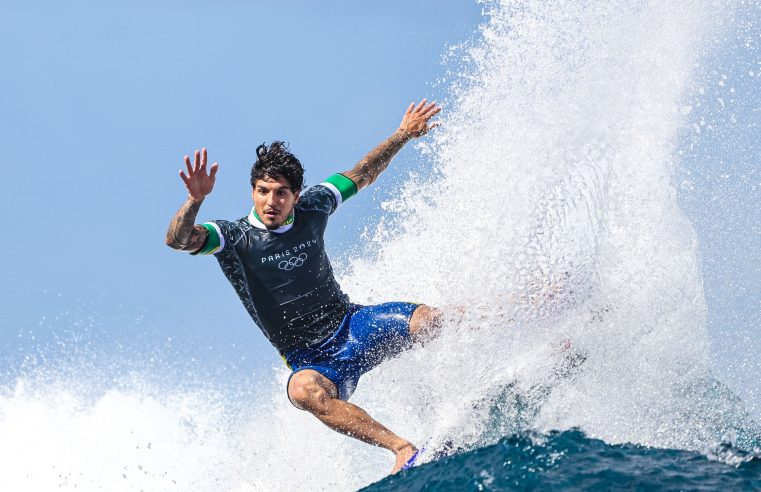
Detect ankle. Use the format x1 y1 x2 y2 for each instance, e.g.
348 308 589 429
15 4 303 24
392 441 415 455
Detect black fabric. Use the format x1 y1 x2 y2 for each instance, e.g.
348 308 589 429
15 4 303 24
209 185 351 354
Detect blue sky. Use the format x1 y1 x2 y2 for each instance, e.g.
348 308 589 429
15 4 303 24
0 1 758 410
677 3 761 406
0 1 483 387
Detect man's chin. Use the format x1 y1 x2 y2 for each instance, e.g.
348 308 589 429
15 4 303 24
264 218 284 230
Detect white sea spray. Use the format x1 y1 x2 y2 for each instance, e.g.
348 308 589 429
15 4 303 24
1 1 753 490
341 0 721 454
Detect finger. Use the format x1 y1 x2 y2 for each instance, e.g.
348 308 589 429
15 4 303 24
414 98 428 112
422 122 441 135
424 100 438 111
184 155 193 176
193 150 201 172
405 102 415 116
422 102 440 118
179 169 190 185
200 148 208 174
424 105 442 119
209 162 219 178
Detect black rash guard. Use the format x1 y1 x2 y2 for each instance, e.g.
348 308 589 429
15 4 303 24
191 174 358 354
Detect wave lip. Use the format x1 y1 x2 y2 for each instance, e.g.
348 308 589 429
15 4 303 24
364 429 761 492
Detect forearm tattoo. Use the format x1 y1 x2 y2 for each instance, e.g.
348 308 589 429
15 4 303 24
166 197 204 250
347 130 410 189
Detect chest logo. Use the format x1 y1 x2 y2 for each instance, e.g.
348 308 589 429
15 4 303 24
278 252 308 271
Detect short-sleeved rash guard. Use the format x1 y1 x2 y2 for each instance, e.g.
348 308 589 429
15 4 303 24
193 174 358 354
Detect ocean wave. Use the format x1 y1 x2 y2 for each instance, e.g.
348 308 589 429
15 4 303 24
365 429 761 492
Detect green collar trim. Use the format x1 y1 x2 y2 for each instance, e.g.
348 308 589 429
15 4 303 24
249 207 295 233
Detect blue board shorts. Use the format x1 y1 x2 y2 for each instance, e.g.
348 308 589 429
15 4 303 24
284 302 419 402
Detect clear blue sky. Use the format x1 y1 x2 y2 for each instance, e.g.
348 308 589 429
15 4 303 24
0 1 758 409
0 1 484 387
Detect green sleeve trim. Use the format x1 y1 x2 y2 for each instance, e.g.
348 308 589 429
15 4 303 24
191 223 223 255
323 173 358 204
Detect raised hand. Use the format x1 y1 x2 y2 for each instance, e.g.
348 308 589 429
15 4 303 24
399 99 441 138
179 148 219 201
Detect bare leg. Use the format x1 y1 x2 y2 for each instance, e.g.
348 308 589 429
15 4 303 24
408 304 445 342
288 369 417 473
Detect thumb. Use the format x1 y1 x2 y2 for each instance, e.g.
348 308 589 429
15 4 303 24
423 122 442 134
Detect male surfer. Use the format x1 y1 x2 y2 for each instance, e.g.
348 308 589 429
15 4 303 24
165 99 442 473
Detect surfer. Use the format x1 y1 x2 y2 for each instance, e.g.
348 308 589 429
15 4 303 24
165 99 441 473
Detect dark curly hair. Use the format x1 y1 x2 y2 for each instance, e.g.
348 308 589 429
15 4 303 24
250 141 305 191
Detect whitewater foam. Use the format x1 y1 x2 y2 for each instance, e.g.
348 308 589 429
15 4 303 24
341 0 754 470
2 1 756 490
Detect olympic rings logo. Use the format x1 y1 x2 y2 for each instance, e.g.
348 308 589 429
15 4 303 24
278 252 308 271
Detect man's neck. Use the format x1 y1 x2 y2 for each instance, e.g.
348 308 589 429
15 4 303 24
249 208 295 232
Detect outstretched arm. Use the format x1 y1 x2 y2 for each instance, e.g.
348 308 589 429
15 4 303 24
343 99 441 191
165 148 219 252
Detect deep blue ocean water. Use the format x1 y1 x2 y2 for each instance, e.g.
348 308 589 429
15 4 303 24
365 430 761 491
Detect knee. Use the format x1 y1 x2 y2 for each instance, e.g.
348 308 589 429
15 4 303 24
409 304 443 341
288 371 336 414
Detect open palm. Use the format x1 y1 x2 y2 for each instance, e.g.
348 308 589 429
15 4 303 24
399 99 441 138
180 148 219 200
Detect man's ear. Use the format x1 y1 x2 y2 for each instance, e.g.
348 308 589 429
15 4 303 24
294 190 300 203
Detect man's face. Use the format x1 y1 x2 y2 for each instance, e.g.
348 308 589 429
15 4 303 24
252 176 300 229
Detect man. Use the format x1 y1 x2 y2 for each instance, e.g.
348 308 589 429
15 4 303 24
166 99 442 473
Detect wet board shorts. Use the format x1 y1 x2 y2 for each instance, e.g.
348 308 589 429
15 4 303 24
284 302 420 403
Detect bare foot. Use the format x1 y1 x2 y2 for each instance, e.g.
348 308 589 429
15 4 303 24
391 442 418 474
